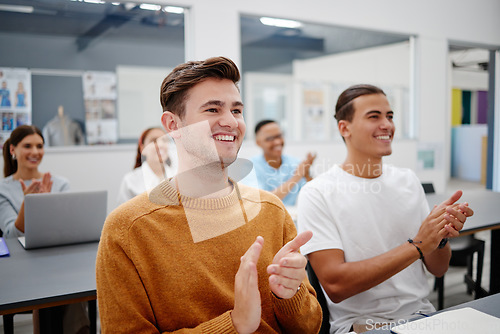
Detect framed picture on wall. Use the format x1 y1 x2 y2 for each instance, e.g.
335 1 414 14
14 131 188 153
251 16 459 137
83 71 118 145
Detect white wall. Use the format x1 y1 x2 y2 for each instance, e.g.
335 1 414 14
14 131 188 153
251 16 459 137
293 42 410 86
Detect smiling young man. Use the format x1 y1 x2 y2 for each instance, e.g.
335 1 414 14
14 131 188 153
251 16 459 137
96 57 322 334
249 120 316 206
297 84 474 333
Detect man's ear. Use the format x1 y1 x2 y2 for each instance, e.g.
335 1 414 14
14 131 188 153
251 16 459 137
255 135 262 148
338 120 351 140
161 111 180 138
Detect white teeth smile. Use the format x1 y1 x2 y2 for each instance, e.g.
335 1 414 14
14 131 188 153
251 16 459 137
376 135 391 140
214 135 235 142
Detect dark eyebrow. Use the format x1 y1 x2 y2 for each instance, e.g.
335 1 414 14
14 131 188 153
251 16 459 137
200 100 244 108
366 110 393 116
200 100 224 108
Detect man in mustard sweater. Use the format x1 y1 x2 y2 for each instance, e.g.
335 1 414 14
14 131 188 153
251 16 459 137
96 56 322 333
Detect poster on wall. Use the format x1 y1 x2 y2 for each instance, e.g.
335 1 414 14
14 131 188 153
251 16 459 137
302 83 326 141
417 142 443 171
0 67 31 147
82 71 118 145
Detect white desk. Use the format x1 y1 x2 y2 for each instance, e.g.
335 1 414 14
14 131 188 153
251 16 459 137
364 292 500 333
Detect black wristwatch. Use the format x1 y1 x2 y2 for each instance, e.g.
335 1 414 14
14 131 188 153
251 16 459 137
438 238 449 249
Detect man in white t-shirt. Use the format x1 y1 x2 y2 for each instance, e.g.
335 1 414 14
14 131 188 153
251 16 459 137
297 84 474 333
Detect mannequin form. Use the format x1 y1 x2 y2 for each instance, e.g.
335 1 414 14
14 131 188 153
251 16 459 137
42 105 85 146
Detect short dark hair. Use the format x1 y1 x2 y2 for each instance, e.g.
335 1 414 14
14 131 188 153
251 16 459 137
3 125 44 177
160 56 240 119
334 84 386 123
254 119 276 135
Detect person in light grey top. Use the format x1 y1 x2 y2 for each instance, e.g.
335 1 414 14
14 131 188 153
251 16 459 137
0 175 69 238
0 125 69 238
0 125 88 334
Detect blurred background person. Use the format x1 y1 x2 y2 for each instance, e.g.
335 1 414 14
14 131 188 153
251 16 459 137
0 125 69 238
117 127 177 205
248 119 316 207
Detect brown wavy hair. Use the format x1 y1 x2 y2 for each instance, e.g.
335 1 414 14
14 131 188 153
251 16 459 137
160 56 240 119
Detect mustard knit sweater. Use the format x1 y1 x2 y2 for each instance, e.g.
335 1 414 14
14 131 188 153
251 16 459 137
96 180 322 333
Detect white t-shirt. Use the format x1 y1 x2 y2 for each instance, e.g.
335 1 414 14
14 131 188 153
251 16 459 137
297 164 435 334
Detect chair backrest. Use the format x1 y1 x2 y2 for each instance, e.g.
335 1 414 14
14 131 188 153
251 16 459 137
421 183 435 194
306 262 331 334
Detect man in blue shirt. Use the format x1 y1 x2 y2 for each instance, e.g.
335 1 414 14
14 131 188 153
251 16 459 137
250 119 315 206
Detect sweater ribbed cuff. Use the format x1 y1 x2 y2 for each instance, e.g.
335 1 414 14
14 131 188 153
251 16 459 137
199 310 238 334
272 282 308 315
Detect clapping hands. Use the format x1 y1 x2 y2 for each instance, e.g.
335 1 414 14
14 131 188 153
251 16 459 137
296 152 316 180
231 231 312 333
20 172 53 196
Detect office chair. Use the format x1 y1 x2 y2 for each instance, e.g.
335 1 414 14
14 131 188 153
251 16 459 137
421 183 486 310
306 262 330 334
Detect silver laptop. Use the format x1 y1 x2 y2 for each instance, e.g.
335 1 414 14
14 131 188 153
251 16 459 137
18 190 107 249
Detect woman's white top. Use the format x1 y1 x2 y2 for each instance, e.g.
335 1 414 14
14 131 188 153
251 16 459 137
116 160 177 206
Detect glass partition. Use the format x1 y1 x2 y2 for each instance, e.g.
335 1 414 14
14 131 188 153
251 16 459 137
0 0 185 144
240 14 413 142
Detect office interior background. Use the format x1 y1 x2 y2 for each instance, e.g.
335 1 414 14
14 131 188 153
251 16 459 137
0 0 499 212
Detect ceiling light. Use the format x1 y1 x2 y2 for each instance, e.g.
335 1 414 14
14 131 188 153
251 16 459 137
70 0 106 4
140 3 161 11
260 17 302 29
0 4 34 13
164 6 184 14
82 0 106 4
